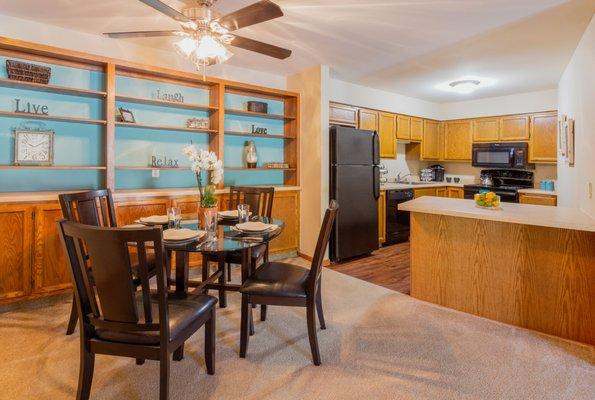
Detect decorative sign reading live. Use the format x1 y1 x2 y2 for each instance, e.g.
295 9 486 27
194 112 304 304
251 125 268 135
14 99 49 115
153 89 184 103
151 155 179 168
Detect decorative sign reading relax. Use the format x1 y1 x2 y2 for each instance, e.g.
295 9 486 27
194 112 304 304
151 155 179 168
251 125 268 135
14 99 49 115
153 89 184 103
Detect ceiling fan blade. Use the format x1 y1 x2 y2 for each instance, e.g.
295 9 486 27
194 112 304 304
137 0 192 23
230 35 291 59
217 0 283 31
104 30 181 39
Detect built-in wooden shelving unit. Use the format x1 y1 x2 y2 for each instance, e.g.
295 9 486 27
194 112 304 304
115 94 217 111
0 77 106 98
0 165 106 170
224 167 296 171
115 121 217 134
0 110 106 125
225 108 295 121
224 130 295 140
115 166 191 171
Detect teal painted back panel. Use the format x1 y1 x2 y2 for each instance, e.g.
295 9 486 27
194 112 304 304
115 169 197 190
224 170 284 186
116 101 209 127
1 170 102 192
0 55 104 91
116 75 209 105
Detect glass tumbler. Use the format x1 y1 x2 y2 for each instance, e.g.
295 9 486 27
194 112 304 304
237 204 250 223
204 209 218 241
167 207 181 229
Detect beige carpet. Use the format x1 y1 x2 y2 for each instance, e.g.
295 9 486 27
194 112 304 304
1 258 594 400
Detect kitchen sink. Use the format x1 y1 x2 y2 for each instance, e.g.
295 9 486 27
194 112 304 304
396 181 431 185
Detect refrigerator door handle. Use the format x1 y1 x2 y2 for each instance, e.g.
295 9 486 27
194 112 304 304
373 165 380 200
372 131 380 165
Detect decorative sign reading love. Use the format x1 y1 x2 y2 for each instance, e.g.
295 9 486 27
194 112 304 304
14 99 49 115
151 156 179 168
251 125 268 135
153 89 184 103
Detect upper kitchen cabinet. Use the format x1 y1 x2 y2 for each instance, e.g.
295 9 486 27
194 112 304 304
396 115 411 140
500 115 530 141
358 108 379 131
378 112 397 158
410 117 423 142
529 112 557 163
443 120 472 161
472 118 500 142
330 103 358 127
421 120 440 160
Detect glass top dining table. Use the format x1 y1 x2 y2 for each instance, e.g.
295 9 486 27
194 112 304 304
163 216 285 304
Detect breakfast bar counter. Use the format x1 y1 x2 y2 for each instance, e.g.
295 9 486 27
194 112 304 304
400 197 595 345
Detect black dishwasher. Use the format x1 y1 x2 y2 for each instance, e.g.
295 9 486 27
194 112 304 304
385 189 414 245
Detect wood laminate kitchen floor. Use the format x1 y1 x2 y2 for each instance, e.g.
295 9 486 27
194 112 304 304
327 242 410 294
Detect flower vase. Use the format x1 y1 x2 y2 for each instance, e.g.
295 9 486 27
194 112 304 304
198 204 218 230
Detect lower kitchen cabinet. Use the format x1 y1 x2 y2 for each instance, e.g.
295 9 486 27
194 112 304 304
414 188 437 198
378 191 386 244
519 193 557 206
436 187 447 197
447 187 464 198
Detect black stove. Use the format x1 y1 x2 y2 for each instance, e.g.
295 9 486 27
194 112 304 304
464 169 534 203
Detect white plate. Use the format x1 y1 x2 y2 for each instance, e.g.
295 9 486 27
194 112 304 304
121 223 146 229
218 210 253 219
163 228 204 242
235 221 278 232
138 215 168 225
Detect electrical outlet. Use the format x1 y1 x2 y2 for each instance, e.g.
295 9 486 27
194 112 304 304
152 169 160 178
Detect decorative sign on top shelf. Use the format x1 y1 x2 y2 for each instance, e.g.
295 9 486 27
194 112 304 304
6 60 51 84
151 155 179 168
251 125 268 135
14 98 49 115
264 162 289 169
247 101 268 114
14 127 55 166
153 89 184 103
117 107 136 123
186 117 210 129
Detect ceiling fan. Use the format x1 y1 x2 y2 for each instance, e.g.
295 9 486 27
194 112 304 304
104 0 291 68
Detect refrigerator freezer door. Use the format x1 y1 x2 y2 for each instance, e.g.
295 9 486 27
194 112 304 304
331 126 378 166
330 164 379 261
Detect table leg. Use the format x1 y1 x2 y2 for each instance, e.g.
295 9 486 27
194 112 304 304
174 251 189 298
218 253 227 308
241 248 254 335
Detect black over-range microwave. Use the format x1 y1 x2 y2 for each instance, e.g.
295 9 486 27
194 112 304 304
471 142 531 169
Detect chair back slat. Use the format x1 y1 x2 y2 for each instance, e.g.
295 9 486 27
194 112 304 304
229 186 275 218
59 189 118 227
57 220 164 331
307 201 339 292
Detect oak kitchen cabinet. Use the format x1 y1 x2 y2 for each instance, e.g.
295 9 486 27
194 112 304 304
410 117 423 142
329 103 358 127
500 115 530 141
396 114 411 140
472 118 500 142
443 120 472 161
414 188 437 198
436 187 447 197
421 120 441 160
378 112 397 158
358 108 379 131
378 191 386 244
447 187 464 198
529 112 557 163
519 193 557 206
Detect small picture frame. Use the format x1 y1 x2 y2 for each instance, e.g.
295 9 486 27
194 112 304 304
558 115 567 158
118 107 136 123
567 118 575 166
14 129 55 166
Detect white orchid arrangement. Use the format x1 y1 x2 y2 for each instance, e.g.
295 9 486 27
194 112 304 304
183 144 223 208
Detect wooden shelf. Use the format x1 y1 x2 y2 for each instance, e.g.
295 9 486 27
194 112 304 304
115 94 217 111
115 122 217 134
225 108 295 121
0 165 106 170
0 111 107 125
224 130 295 140
0 78 106 98
115 166 191 171
224 167 296 171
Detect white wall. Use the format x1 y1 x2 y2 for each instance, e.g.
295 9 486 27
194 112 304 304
0 14 287 89
557 15 595 217
439 89 558 120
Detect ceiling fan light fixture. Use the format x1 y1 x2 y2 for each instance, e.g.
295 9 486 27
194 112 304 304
436 76 496 95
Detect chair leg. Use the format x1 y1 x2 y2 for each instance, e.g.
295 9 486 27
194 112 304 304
173 345 184 361
306 301 321 366
136 358 145 365
260 305 267 321
66 294 78 335
240 295 250 358
205 308 216 375
76 344 95 400
249 304 255 336
316 286 326 330
159 353 170 400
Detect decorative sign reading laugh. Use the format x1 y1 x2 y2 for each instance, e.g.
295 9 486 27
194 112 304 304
153 89 184 103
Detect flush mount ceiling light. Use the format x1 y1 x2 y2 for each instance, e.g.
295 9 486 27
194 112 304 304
104 0 291 74
436 76 496 94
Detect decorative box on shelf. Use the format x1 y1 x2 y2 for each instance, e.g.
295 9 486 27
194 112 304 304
264 162 290 169
6 60 51 84
187 117 210 129
247 101 268 114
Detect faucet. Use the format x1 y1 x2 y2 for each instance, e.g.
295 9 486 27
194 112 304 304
396 172 412 183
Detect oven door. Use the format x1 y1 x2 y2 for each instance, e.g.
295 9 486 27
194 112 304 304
472 146 514 168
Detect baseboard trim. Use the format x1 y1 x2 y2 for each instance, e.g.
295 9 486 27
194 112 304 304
297 252 331 266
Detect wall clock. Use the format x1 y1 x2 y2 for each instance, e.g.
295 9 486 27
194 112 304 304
14 129 54 165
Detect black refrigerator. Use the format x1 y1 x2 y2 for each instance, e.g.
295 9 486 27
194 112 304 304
329 125 380 262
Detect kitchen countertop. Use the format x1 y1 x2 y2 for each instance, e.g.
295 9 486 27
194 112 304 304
517 188 558 196
380 182 466 190
400 196 595 232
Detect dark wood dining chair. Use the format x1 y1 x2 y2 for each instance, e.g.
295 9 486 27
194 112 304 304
59 189 157 335
238 200 338 365
57 220 217 400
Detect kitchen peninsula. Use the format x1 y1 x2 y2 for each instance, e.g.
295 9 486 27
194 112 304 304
400 196 595 345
